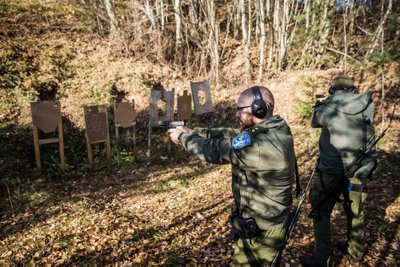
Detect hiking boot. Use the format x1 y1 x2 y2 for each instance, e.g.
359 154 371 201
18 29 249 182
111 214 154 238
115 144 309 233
336 240 349 254
299 255 323 267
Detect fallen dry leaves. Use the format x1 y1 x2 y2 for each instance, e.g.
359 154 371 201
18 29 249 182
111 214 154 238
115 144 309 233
1 127 399 265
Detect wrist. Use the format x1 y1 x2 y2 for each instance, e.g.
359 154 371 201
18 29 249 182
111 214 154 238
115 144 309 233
177 131 184 143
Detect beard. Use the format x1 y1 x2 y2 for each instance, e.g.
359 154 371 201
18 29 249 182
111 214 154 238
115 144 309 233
240 120 254 131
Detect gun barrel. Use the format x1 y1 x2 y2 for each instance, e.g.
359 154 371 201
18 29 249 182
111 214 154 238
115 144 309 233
158 120 184 128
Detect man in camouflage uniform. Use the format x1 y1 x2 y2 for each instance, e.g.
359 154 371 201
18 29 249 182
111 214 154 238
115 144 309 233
169 86 296 265
300 76 376 267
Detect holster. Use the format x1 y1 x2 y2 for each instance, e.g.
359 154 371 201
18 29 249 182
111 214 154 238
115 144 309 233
231 216 263 239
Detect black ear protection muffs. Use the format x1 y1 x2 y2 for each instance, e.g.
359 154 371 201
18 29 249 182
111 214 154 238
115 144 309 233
251 86 268 119
328 85 335 95
329 85 357 95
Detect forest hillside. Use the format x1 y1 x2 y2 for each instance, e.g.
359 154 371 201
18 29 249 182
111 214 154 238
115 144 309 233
0 0 399 265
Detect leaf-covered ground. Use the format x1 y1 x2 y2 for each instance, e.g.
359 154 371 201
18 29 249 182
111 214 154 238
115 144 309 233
1 126 399 265
1 0 399 265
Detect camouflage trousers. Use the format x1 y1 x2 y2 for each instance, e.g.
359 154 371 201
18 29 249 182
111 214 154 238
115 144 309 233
310 172 368 266
232 227 286 266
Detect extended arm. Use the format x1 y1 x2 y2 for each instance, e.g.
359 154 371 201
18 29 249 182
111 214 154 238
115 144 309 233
194 127 240 139
169 127 258 168
179 133 235 164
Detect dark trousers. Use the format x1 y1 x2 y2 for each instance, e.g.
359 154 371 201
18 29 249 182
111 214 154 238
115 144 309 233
310 173 367 266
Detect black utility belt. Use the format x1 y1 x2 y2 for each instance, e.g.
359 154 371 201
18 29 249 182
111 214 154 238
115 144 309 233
232 216 263 239
348 183 364 192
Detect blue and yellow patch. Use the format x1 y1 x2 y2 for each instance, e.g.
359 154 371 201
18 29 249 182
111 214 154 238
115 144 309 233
232 131 252 149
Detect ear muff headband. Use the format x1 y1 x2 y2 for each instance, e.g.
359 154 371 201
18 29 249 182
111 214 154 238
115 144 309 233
329 85 357 95
251 86 268 119
329 85 335 95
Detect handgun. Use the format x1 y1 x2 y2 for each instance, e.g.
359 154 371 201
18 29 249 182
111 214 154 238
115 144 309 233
158 120 184 128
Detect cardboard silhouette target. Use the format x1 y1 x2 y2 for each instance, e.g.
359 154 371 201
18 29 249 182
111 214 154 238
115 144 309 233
113 101 137 163
115 101 136 128
190 79 214 126
177 90 192 120
148 89 175 156
149 90 174 127
84 105 111 168
31 101 65 171
32 102 60 133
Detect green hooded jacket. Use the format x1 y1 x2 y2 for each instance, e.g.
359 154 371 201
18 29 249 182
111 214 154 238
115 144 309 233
179 116 295 230
311 91 376 178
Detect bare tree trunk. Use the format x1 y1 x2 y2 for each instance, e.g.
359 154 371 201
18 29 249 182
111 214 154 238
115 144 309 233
206 1 220 83
287 0 300 45
285 1 300 69
241 0 251 81
189 0 196 28
348 0 356 35
380 27 385 134
103 0 132 55
154 0 164 31
258 0 266 81
96 13 105 35
255 1 259 45
174 0 182 47
367 0 392 56
247 0 252 57
273 0 280 69
144 0 156 29
130 0 147 34
314 0 331 67
267 0 273 69
103 0 118 33
305 0 310 33
160 0 164 31
394 15 400 46
221 7 233 61
233 3 240 38
343 8 348 74
278 0 289 70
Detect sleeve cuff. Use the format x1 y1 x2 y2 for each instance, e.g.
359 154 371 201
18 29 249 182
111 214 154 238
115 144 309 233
179 132 196 147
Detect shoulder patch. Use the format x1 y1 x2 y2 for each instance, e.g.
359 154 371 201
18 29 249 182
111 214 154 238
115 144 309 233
232 131 252 149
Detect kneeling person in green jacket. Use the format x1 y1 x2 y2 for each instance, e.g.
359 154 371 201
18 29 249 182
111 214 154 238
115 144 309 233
168 86 296 265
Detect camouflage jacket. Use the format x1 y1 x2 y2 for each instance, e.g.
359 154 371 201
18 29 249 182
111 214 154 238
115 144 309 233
179 116 295 230
311 91 376 178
